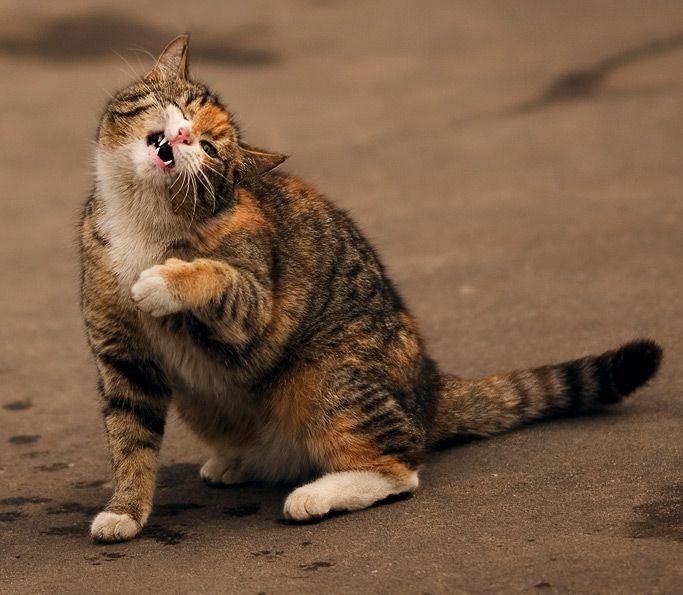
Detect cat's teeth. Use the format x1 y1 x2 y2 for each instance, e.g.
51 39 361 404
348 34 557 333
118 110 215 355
164 160 173 166
159 137 168 147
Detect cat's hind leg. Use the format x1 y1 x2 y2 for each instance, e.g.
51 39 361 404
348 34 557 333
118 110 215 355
277 365 425 521
283 468 418 521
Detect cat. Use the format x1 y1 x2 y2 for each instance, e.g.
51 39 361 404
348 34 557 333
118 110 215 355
80 35 663 543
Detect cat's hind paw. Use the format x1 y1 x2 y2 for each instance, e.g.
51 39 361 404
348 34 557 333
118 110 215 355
283 486 332 522
131 265 181 317
200 456 249 486
90 511 141 543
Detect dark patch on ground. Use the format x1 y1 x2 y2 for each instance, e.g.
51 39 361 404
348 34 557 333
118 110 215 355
450 32 683 130
0 11 279 67
629 483 682 542
3 399 32 411
223 503 261 517
34 462 70 472
534 581 552 589
251 549 285 561
0 511 27 522
0 496 51 506
299 560 335 571
9 434 40 445
301 540 313 546
205 479 260 490
154 502 205 517
20 450 49 459
42 522 89 537
86 552 127 564
46 502 99 516
157 463 198 488
72 479 107 489
533 33 683 105
141 524 185 545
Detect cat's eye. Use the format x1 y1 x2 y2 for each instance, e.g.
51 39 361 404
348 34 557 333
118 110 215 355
200 140 218 158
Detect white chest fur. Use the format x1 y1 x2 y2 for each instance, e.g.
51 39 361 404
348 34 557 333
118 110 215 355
95 160 314 483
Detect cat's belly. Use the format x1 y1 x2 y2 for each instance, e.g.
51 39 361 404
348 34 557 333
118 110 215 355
145 321 317 483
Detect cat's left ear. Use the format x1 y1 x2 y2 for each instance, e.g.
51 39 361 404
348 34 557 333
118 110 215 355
145 34 190 82
239 142 288 180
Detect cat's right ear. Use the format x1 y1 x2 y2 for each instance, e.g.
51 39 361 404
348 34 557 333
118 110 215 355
145 34 190 82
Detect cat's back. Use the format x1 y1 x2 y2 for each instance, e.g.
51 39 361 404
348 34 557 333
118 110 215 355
241 171 414 370
246 171 399 305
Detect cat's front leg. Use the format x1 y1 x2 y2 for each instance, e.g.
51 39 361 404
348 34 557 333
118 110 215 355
90 353 172 543
132 258 272 342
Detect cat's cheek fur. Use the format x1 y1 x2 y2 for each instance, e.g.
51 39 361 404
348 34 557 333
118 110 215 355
131 265 182 317
90 511 141 543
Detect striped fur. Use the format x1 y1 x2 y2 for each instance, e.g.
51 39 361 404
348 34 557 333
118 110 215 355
430 340 663 443
80 36 663 542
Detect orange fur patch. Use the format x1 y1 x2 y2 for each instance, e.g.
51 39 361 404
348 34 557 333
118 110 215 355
194 189 268 251
268 364 327 437
160 258 229 308
399 311 418 334
192 104 231 140
321 413 414 479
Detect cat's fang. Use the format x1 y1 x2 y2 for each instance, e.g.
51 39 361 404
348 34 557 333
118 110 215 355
156 142 175 167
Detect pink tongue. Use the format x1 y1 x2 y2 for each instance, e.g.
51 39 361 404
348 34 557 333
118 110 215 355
148 145 170 169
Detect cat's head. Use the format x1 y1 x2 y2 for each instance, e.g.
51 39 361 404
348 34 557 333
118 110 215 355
95 35 286 228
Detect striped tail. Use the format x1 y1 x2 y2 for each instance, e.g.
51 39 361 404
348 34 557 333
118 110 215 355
429 339 663 445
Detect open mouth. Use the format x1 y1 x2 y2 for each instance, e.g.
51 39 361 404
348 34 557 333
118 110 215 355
147 132 175 168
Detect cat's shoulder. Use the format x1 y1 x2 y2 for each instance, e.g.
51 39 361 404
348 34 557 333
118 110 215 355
246 171 347 223
246 171 323 203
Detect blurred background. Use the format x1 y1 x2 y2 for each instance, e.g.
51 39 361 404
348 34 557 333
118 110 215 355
1 1 681 593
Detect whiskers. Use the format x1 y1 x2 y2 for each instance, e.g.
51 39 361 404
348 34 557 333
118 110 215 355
190 155 221 214
196 166 217 213
167 156 226 225
170 169 191 213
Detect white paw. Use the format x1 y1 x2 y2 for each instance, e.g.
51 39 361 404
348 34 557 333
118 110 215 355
90 511 141 543
199 457 226 483
131 265 181 317
200 457 247 485
283 486 332 522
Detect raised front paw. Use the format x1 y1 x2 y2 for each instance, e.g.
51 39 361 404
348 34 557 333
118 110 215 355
131 264 182 317
90 511 141 543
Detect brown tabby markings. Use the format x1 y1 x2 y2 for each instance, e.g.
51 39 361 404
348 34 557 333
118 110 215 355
81 35 663 542
322 413 414 480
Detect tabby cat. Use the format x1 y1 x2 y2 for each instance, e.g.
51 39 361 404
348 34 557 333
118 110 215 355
80 35 662 543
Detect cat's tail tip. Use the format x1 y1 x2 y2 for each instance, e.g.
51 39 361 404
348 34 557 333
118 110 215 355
612 338 663 396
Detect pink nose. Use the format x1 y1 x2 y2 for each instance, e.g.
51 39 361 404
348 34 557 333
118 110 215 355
169 127 192 146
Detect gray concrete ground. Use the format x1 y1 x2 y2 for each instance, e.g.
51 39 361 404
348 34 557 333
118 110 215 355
0 1 681 593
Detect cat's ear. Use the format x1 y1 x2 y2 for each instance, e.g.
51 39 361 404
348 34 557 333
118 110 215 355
145 34 190 82
239 142 288 180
